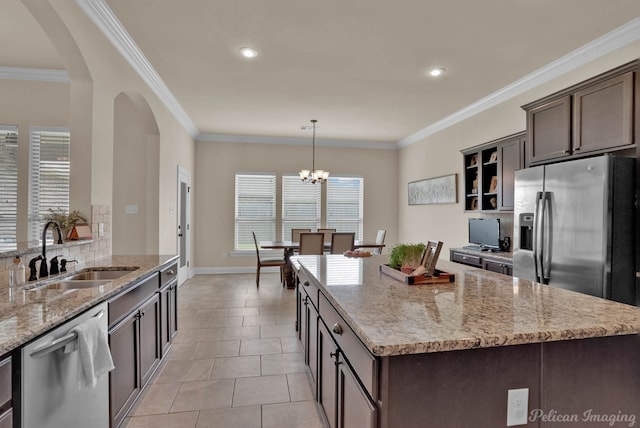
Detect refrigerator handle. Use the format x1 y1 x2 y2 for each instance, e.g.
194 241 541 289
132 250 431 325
533 191 543 282
542 192 552 283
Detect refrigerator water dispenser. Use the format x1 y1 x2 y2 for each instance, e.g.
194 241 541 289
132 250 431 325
519 213 534 251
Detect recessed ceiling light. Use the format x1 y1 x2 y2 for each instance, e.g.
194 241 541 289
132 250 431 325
428 67 445 77
239 47 258 59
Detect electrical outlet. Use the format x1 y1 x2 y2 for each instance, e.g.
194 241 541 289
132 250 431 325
507 388 529 426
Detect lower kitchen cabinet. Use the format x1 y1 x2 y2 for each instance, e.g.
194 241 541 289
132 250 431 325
318 320 377 428
0 355 11 428
108 270 166 428
109 293 160 427
159 278 178 356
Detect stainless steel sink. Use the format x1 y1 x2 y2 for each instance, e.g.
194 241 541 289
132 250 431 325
68 268 138 281
42 280 109 290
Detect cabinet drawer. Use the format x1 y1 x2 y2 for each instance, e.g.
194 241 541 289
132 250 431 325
298 268 319 309
160 261 178 288
319 293 377 400
109 274 159 327
450 251 482 267
0 356 10 411
0 409 12 428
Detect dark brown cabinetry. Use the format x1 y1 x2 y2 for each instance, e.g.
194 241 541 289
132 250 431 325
450 248 513 276
524 61 637 165
0 355 12 428
159 262 178 356
296 265 320 391
317 293 377 428
462 132 525 212
108 274 162 428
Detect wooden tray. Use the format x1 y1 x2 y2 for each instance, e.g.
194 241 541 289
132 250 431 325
379 264 455 285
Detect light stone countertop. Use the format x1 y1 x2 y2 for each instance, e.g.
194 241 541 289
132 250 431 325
294 255 640 357
0 254 178 356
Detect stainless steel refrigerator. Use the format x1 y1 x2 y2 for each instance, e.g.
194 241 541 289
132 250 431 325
513 155 636 305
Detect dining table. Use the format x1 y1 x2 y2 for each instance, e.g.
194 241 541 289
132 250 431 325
259 240 385 288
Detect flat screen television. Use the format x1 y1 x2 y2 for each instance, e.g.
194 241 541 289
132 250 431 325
468 218 501 250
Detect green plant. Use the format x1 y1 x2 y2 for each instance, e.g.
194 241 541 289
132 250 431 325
44 209 88 231
388 243 426 269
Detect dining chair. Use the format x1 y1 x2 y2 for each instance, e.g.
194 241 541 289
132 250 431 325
317 228 336 243
252 231 286 287
298 232 325 255
291 228 311 242
330 232 355 254
372 229 386 255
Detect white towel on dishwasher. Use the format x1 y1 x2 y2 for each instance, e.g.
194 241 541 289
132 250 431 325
70 316 115 389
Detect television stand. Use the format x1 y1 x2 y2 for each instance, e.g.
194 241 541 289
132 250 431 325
450 247 514 276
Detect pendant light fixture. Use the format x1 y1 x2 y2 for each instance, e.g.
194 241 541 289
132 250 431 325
299 119 329 184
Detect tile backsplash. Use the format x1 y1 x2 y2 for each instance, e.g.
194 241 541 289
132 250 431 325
0 205 112 286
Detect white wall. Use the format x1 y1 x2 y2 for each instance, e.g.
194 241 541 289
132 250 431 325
193 140 398 270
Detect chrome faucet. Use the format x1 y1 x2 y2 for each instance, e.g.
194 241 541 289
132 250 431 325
40 221 63 278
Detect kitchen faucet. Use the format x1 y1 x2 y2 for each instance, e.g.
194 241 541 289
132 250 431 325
39 221 63 278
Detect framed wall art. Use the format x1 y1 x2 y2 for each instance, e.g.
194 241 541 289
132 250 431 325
408 174 457 205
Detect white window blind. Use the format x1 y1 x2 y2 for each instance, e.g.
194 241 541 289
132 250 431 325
282 175 321 240
326 176 364 240
29 127 71 242
0 126 18 250
235 173 276 251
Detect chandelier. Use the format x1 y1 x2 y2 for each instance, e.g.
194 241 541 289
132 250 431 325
299 119 329 184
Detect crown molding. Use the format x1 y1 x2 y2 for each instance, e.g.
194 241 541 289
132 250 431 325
75 0 199 138
398 17 640 148
196 133 397 150
0 66 69 82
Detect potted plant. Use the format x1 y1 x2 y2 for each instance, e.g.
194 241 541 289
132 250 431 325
388 243 426 273
43 209 88 241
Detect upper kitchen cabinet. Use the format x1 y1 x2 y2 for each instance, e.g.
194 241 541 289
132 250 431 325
462 132 525 212
523 60 638 166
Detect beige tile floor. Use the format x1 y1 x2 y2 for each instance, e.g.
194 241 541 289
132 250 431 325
122 273 326 428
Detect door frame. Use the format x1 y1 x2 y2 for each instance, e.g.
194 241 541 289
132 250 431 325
177 166 191 284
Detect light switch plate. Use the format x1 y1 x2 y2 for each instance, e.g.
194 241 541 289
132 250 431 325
507 388 529 426
126 205 138 214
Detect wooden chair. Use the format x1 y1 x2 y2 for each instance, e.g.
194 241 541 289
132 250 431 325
317 228 336 243
372 229 386 255
330 232 355 254
252 231 286 287
298 232 325 255
291 228 311 242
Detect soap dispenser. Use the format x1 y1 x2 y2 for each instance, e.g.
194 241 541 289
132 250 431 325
9 256 26 287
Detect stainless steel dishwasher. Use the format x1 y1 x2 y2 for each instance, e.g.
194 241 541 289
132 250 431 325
21 302 110 428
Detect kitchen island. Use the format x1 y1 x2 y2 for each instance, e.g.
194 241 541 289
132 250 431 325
293 255 640 428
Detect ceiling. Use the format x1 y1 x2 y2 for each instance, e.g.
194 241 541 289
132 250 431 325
3 0 640 145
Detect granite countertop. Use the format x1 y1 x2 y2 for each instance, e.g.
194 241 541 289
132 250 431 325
294 255 640 357
0 254 178 356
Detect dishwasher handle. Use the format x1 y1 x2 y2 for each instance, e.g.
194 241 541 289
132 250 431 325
29 309 105 359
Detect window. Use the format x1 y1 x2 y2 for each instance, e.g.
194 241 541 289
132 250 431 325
29 127 71 242
0 126 18 250
282 175 320 240
326 176 364 240
235 173 276 250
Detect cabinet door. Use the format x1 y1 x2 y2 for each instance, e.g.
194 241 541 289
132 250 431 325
109 312 140 427
338 354 377 428
159 285 171 356
573 72 634 154
169 281 178 340
139 294 161 387
498 136 523 211
527 96 571 164
318 322 338 428
299 294 309 356
307 301 319 385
